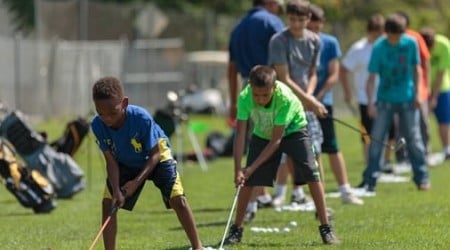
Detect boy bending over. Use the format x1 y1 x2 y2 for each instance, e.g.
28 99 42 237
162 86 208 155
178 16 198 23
223 65 339 246
91 77 205 250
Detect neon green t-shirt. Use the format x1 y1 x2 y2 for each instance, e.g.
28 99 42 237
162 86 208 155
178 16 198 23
430 34 450 92
236 80 307 140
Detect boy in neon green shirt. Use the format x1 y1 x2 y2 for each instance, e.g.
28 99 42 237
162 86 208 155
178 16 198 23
420 28 450 159
222 65 338 246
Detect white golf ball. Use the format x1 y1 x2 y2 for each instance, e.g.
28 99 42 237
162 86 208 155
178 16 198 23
283 227 291 232
289 221 298 227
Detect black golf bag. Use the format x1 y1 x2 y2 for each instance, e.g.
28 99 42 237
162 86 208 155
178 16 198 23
50 117 90 156
0 138 56 213
0 111 85 198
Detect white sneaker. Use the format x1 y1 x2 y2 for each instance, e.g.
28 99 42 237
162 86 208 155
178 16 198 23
271 194 285 207
341 192 364 205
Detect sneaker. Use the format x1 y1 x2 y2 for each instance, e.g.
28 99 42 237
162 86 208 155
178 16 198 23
256 199 272 209
271 194 286 207
291 194 311 205
341 192 364 205
418 183 431 191
318 224 340 244
222 224 243 245
445 153 450 160
243 211 255 224
380 161 394 174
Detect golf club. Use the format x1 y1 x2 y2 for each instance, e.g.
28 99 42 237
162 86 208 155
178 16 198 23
332 117 406 151
219 185 242 250
88 203 119 250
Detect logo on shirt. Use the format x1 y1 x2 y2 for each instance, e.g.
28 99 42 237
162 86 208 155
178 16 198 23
130 134 142 153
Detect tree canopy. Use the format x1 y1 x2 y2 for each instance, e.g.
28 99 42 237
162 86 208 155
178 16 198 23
2 0 449 45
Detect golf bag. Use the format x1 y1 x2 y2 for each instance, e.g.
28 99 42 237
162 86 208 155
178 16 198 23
0 138 56 213
0 111 85 198
50 117 90 156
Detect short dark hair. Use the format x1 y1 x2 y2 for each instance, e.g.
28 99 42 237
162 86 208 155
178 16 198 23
286 0 310 17
249 65 277 88
395 10 410 27
367 13 385 32
384 14 406 34
309 4 324 21
92 76 124 101
420 27 436 49
253 0 265 6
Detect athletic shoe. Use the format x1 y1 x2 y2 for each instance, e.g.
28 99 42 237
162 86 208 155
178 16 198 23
291 194 311 205
256 197 272 208
271 194 286 207
318 224 340 244
341 191 364 205
222 224 243 245
380 161 394 174
445 153 450 160
243 211 255 224
418 183 431 191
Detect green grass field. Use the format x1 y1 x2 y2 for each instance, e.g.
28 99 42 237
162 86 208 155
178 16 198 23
0 115 449 250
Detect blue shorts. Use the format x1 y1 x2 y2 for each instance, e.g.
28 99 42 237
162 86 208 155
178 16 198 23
104 160 184 211
434 91 450 124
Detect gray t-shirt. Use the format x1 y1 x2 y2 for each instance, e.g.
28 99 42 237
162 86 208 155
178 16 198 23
268 28 321 91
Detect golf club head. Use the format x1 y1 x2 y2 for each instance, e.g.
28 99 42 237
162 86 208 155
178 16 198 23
394 137 406 151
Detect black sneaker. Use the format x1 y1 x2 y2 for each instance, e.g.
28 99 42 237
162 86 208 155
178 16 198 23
291 194 311 204
257 199 272 208
223 224 243 245
319 224 339 244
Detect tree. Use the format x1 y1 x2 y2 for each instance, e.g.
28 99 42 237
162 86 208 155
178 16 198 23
2 0 34 33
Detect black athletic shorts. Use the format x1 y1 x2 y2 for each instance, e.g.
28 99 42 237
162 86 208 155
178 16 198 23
245 128 321 186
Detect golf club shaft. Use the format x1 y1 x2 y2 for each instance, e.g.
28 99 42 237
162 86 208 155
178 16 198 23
88 205 118 250
219 185 241 249
331 117 394 150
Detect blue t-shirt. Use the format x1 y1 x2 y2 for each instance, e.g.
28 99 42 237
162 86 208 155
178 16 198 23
229 7 284 78
91 105 173 169
314 32 342 105
368 34 420 103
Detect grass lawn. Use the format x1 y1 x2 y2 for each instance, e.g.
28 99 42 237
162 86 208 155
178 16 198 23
0 114 449 250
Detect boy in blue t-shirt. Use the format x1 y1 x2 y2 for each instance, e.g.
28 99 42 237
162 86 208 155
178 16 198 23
91 77 204 250
360 14 430 192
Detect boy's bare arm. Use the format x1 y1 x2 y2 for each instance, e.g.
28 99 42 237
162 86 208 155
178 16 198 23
306 65 318 96
272 64 328 118
316 59 339 101
123 145 160 195
103 151 125 205
233 120 248 185
228 61 240 120
244 125 284 179
340 64 353 104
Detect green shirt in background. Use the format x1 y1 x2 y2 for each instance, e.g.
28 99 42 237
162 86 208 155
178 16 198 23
236 80 307 140
430 34 450 92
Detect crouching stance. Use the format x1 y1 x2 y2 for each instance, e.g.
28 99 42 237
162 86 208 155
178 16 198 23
223 65 339 246
91 76 204 250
